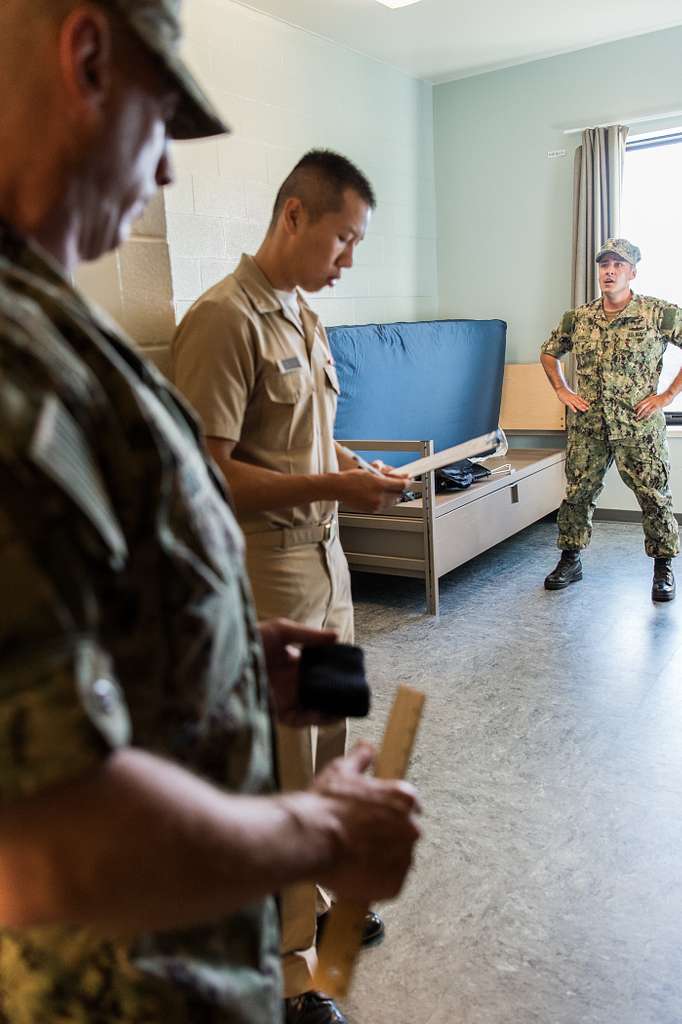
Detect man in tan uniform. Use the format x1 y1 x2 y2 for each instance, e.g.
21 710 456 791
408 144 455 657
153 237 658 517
172 150 407 1024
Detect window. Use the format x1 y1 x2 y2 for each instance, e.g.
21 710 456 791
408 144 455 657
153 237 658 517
622 131 682 422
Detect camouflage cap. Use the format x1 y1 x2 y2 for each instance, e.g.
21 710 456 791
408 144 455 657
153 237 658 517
104 0 229 139
595 238 641 265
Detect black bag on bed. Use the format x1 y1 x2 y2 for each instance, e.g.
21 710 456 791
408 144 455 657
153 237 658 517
435 459 491 492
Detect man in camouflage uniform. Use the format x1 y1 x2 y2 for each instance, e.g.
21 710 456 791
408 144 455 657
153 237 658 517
540 238 682 601
0 2 421 1022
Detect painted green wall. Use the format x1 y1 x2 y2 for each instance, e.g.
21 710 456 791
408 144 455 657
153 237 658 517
434 26 682 364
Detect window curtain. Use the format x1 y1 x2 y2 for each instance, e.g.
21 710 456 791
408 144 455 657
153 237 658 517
571 125 629 307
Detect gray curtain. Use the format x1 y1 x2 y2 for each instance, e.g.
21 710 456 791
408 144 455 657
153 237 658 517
571 125 629 307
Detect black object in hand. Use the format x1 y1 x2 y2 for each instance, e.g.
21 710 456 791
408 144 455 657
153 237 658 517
299 644 371 718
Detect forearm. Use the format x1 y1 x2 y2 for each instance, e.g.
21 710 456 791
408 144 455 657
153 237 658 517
207 438 337 515
0 748 338 934
206 438 406 516
228 458 337 514
540 353 568 393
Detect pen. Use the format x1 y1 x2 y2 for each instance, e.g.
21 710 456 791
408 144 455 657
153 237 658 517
338 445 386 477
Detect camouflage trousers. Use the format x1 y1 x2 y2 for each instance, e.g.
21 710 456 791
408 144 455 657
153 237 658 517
557 433 679 557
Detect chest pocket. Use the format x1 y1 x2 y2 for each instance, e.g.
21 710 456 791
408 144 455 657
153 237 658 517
573 325 599 373
610 318 656 374
262 368 314 450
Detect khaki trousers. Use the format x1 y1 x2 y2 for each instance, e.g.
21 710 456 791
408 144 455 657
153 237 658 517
245 531 353 998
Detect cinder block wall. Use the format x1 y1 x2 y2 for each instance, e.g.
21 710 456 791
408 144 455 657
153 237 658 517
74 192 174 370
76 0 439 360
168 0 438 328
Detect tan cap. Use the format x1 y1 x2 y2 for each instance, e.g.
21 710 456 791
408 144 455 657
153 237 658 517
104 0 229 139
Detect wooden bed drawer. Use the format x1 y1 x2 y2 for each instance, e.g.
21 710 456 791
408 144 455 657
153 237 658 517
434 458 565 576
339 448 566 614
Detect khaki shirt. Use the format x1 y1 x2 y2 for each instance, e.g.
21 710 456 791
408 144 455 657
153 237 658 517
172 254 341 535
0 222 281 1024
541 293 682 442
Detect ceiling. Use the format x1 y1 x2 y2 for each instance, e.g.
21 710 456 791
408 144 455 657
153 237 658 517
235 0 682 83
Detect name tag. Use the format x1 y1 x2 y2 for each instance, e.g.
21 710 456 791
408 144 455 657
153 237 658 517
277 355 303 374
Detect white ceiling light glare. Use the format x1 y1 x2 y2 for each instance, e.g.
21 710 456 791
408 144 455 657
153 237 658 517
375 0 422 8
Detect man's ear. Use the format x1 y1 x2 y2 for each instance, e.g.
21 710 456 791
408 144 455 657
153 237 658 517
281 197 305 237
57 5 113 119
631 265 637 281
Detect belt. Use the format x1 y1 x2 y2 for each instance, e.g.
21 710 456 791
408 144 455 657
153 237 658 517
245 519 337 550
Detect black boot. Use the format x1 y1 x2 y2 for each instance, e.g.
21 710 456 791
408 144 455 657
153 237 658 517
317 909 384 947
284 993 347 1024
544 549 582 590
652 557 676 602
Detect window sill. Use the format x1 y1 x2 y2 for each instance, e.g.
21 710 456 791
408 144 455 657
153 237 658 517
667 425 682 436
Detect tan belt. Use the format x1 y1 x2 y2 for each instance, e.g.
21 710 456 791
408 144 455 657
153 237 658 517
245 519 337 550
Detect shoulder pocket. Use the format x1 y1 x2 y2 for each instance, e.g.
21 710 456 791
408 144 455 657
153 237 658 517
28 394 127 568
661 306 679 334
560 310 575 335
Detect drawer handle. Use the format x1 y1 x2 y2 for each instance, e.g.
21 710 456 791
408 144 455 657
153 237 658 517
510 484 519 504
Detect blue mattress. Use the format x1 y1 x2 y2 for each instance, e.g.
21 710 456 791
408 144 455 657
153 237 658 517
328 319 506 468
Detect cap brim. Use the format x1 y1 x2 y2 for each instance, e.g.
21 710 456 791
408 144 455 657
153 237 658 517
164 49 230 140
129 16 230 140
596 251 632 264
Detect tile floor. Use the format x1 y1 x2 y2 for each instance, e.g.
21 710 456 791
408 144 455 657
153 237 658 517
345 519 682 1024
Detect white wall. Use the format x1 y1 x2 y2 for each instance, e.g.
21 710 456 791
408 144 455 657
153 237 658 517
167 0 438 328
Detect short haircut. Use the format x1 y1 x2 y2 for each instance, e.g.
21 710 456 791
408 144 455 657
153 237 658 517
270 150 376 227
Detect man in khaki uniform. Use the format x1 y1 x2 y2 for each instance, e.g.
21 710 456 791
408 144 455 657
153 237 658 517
172 150 407 1024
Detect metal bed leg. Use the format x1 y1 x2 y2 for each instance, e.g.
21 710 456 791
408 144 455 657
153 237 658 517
420 443 439 616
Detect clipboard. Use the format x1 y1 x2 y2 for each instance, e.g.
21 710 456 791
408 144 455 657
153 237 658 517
388 430 501 478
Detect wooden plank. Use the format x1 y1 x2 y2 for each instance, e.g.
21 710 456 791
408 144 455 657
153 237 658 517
390 431 499 478
500 363 565 431
312 685 425 999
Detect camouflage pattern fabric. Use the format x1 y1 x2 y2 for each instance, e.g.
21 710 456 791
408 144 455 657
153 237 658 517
557 434 679 556
542 293 682 556
0 218 282 1023
595 237 641 265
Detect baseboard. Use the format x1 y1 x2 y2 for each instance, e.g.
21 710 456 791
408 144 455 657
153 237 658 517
594 508 682 525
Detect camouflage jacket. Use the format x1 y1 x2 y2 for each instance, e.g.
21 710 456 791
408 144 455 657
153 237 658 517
0 220 282 1024
541 293 682 441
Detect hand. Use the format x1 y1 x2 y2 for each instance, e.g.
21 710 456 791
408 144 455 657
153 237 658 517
258 618 340 727
556 385 590 413
335 469 409 513
370 460 412 480
309 743 422 901
634 392 669 420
